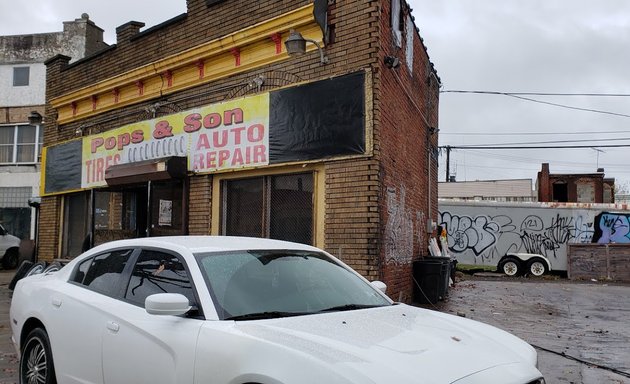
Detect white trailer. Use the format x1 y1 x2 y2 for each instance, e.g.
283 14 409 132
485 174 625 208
438 200 630 272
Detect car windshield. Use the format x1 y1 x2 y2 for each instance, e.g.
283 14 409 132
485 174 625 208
195 250 391 320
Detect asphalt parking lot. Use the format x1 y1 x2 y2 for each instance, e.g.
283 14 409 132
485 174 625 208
0 271 17 384
432 275 630 384
0 269 629 383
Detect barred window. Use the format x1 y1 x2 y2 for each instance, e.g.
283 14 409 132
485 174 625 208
221 173 314 245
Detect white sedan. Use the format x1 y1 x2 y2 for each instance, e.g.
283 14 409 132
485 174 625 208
10 236 544 384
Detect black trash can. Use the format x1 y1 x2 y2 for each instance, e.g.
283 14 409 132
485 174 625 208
413 257 450 304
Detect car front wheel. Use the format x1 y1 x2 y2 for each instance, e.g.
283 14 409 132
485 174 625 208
20 327 56 384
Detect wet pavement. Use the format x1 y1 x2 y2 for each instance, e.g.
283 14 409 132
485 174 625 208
0 267 629 383
0 271 17 384
431 275 630 383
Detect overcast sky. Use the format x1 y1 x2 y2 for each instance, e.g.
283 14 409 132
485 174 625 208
2 1 630 186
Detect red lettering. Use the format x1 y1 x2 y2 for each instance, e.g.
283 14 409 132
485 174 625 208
91 137 104 154
213 130 228 148
117 133 130 150
153 121 173 139
96 158 105 179
230 127 246 145
224 108 244 125
131 130 144 143
218 150 230 167
207 151 216 168
248 124 265 142
196 134 210 150
232 148 243 166
203 113 222 129
192 153 204 170
184 113 202 133
254 145 267 163
105 137 117 150
85 160 93 183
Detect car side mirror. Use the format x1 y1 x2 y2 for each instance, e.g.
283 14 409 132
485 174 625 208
145 293 191 316
0 227 6 236
370 280 387 294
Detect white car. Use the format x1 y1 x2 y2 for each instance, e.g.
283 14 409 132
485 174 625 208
0 224 20 269
10 236 544 384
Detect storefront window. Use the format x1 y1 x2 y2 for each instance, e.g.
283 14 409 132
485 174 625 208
222 173 313 245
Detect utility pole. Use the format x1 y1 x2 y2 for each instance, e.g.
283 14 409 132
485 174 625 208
445 145 452 182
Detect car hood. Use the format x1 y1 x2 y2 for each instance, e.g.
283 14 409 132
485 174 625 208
233 304 541 383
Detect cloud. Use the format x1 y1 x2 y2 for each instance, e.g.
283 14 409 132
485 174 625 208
410 0 630 183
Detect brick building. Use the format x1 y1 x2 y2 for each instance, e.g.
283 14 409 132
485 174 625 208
537 163 615 203
40 0 439 301
0 14 106 243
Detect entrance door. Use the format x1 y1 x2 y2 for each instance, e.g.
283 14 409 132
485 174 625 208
93 186 149 245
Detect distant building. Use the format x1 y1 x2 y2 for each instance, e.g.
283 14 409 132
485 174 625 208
536 163 615 203
0 14 107 241
439 179 535 202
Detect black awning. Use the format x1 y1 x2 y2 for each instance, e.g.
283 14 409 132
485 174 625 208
105 156 187 186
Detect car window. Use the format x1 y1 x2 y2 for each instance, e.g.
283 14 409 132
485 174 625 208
125 250 195 307
196 250 391 319
76 249 133 297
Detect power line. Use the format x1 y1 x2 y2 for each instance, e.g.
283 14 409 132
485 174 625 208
441 90 630 119
446 137 630 146
441 130 630 136
442 90 630 97
442 144 630 149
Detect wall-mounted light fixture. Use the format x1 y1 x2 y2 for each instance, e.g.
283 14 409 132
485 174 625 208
384 55 400 69
28 111 43 125
284 29 328 65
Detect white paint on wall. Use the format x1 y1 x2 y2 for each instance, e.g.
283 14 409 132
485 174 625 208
385 186 414 265
0 63 46 107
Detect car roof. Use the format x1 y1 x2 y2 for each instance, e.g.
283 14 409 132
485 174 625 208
89 236 321 254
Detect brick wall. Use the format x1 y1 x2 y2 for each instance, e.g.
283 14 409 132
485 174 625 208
38 196 61 260
0 106 45 124
324 158 381 281
41 0 439 303
374 0 440 300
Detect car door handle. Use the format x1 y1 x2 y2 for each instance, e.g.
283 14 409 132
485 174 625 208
51 298 62 308
106 321 120 333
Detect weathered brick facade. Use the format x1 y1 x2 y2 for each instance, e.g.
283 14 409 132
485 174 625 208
41 0 439 301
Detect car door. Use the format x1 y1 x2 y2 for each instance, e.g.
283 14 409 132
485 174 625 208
101 248 203 384
47 248 134 384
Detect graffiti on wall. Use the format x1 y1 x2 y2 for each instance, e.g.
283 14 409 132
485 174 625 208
385 186 414 265
593 212 630 243
438 211 595 263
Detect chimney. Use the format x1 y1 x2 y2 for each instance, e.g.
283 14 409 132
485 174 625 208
116 21 145 44
538 163 551 202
